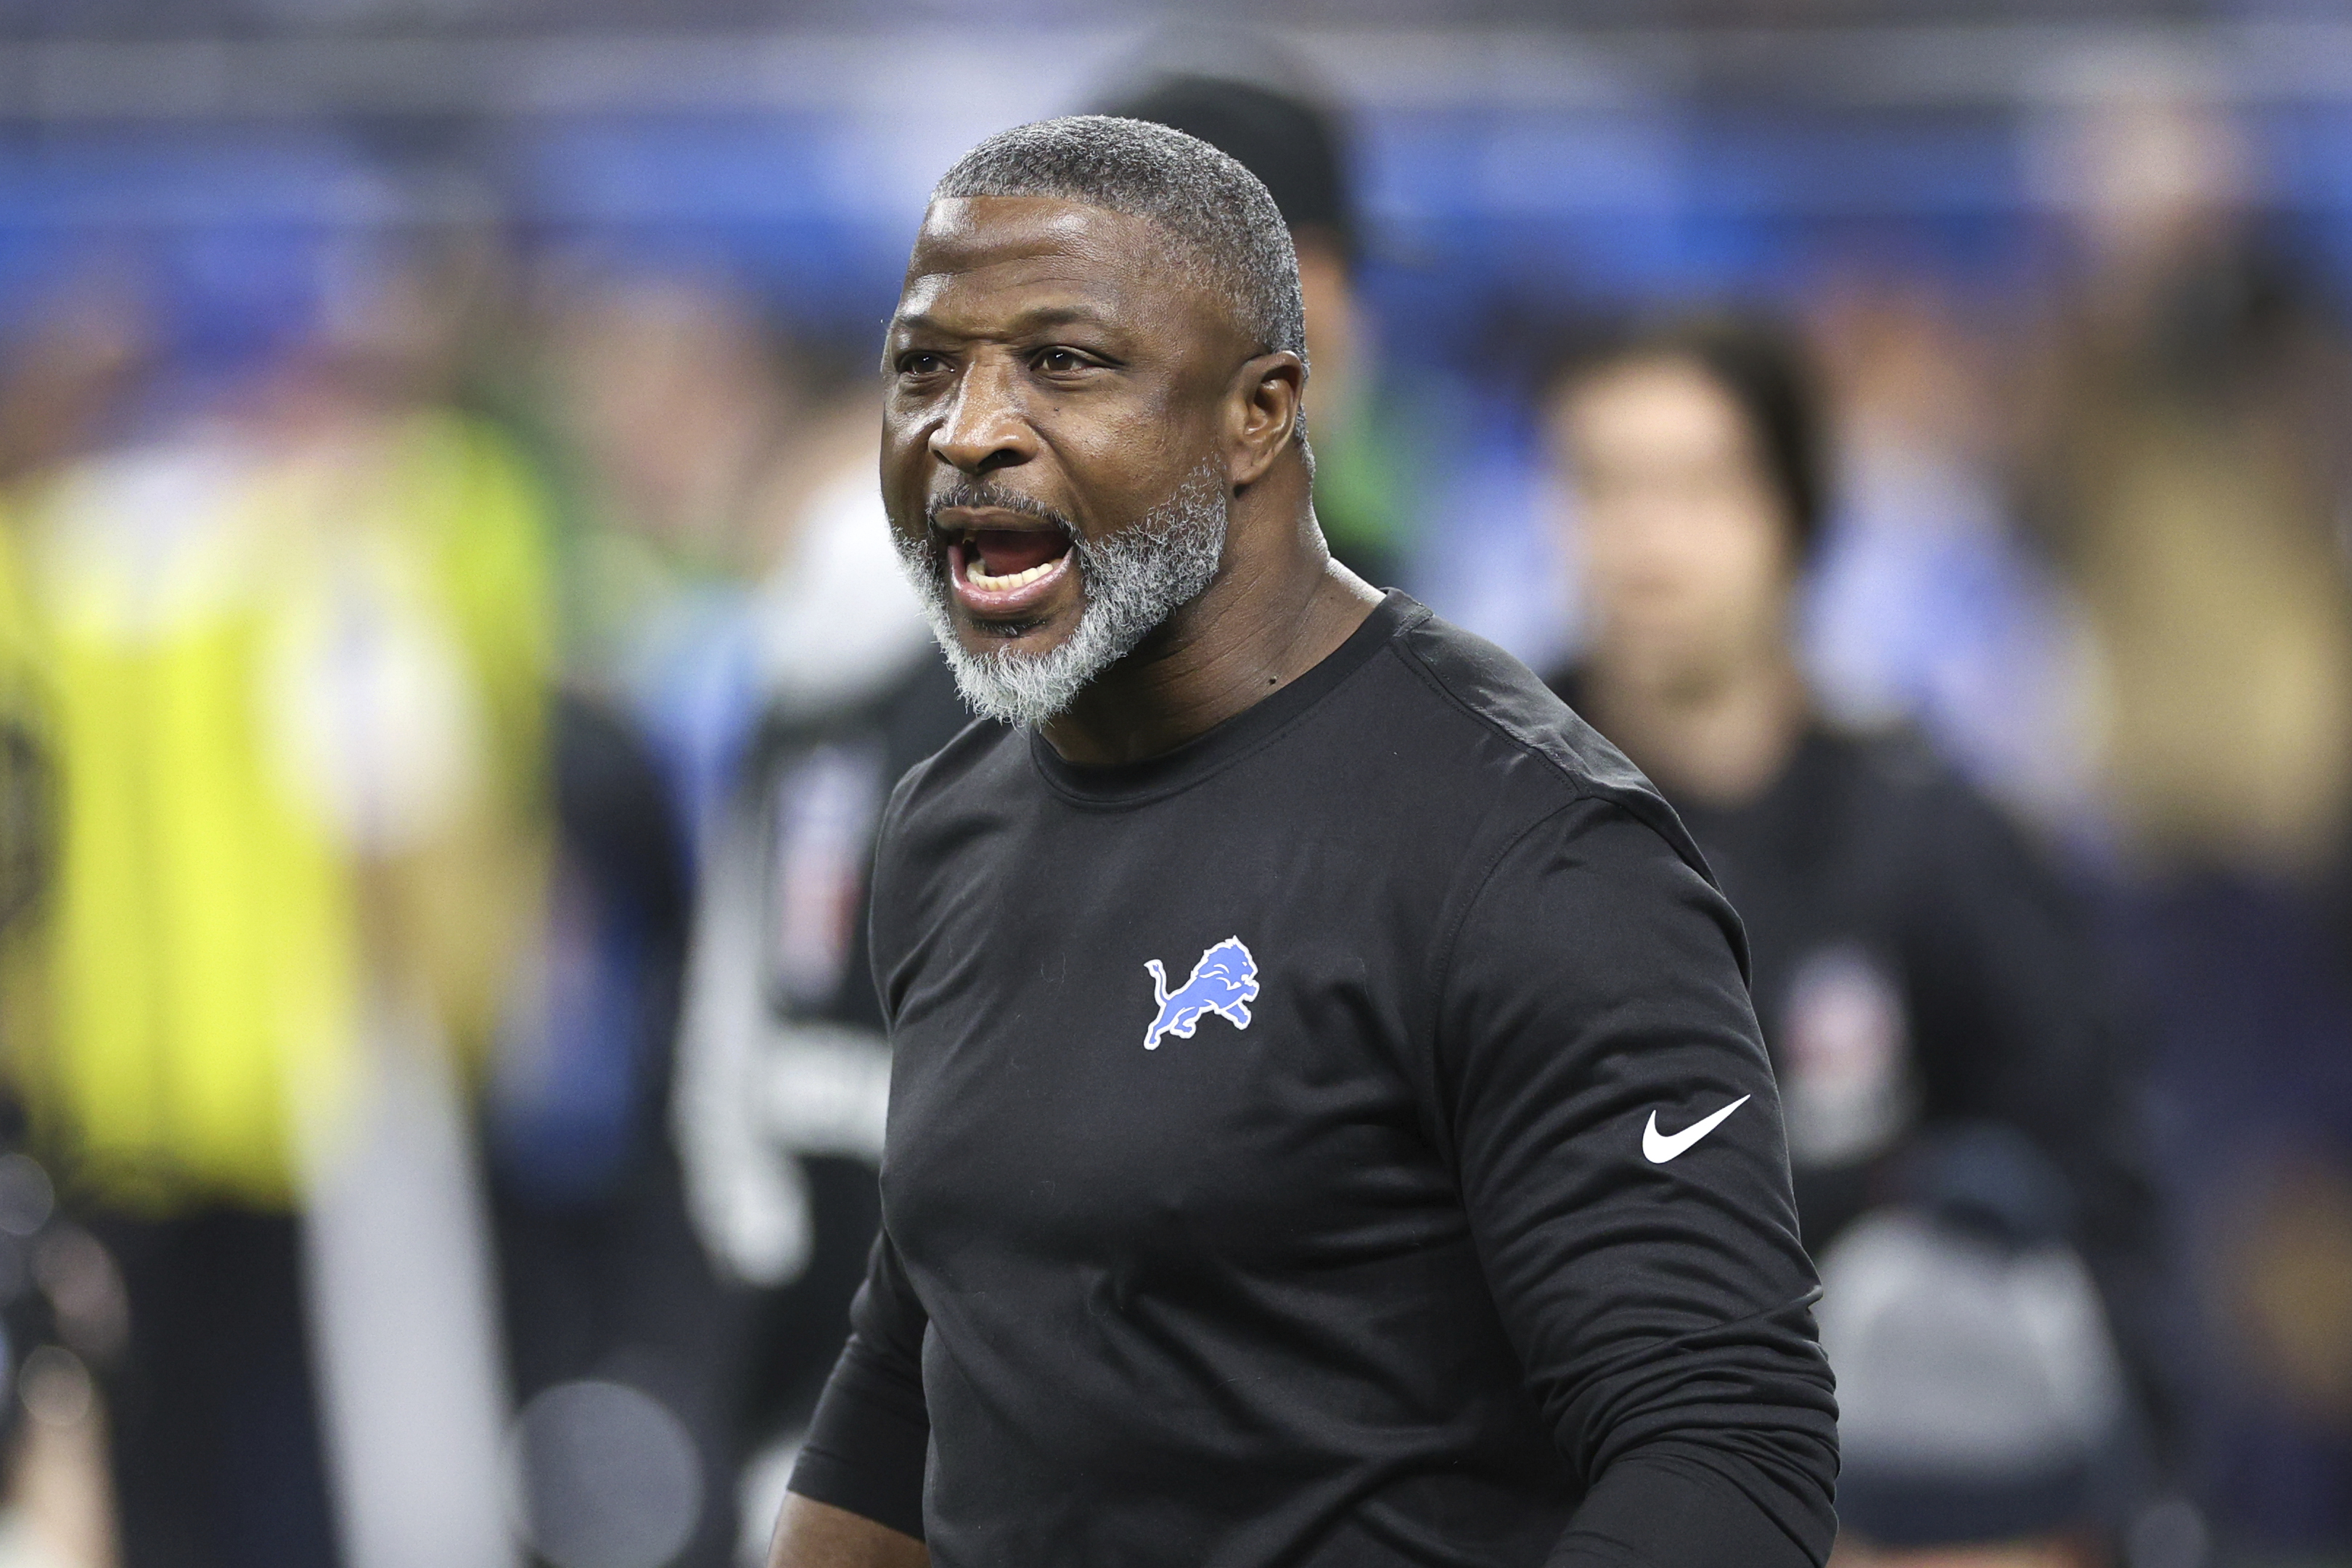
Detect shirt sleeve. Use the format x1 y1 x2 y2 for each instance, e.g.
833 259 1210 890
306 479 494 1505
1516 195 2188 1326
785 1228 933 1540
1433 795 1840 1567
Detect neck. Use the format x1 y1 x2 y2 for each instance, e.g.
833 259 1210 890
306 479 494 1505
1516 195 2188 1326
1585 644 1808 809
1041 478 1382 767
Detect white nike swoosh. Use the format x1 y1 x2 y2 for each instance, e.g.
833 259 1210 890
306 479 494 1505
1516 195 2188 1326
1642 1096 1752 1163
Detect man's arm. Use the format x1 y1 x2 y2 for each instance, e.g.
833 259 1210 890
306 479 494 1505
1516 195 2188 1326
769 1496 926 1568
774 1231 933 1559
1435 796 1839 1566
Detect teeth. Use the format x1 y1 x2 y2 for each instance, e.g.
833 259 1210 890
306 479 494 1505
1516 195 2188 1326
967 556 1062 592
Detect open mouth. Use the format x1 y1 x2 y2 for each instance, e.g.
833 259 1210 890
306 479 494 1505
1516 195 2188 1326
936 512 1079 619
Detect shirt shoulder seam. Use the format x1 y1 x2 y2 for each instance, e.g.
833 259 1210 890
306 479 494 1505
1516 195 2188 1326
1387 627 1721 888
1387 628 1608 805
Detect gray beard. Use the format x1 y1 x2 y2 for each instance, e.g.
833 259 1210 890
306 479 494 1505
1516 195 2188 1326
893 463 1229 728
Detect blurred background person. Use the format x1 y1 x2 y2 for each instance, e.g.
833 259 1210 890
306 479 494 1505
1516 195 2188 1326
657 311 956 1556
1539 313 2173 1547
2024 57 2352 881
2021 57 2352 1563
0 231 552 1568
530 247 958 1561
0 295 119 1568
667 562 956 1556
533 273 837 847
484 684 731 1568
462 260 780 1568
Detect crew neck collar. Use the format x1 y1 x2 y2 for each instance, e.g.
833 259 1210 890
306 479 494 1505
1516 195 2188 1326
1028 590 1426 808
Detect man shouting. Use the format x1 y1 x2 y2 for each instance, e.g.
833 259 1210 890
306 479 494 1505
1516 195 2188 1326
771 116 1837 1568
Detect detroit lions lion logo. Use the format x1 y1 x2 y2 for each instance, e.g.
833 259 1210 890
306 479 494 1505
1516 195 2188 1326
1142 937 1261 1051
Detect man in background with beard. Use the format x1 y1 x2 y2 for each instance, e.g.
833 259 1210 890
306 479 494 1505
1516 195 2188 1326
770 116 1838 1567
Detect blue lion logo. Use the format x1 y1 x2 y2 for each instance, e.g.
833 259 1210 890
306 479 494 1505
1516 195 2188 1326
1142 937 1261 1051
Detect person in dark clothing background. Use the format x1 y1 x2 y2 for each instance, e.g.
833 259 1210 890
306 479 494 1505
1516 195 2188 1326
649 392 975 1551
675 647 967 1477
1538 316 2174 1545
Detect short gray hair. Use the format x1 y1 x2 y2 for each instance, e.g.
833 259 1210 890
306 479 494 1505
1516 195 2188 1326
933 115 1308 366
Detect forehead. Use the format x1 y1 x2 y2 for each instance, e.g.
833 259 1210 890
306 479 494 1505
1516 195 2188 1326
1562 357 1750 453
892 196 1224 341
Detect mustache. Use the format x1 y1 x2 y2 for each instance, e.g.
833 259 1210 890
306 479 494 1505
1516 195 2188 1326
924 480 1076 542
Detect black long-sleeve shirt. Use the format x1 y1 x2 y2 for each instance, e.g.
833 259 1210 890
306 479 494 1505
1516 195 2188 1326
790 594 1839 1565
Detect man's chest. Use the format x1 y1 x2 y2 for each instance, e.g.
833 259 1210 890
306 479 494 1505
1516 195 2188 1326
875 808 1455 1284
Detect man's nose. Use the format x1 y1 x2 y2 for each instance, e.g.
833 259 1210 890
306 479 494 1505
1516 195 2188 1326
930 358 1036 475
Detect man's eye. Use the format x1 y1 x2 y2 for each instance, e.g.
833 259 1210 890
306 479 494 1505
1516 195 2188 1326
898 352 948 376
1035 348 1094 374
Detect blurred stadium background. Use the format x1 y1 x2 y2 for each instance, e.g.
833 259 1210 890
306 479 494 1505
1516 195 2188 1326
0 2 2350 1567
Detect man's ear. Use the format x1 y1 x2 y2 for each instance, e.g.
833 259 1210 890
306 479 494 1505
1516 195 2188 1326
1227 351 1306 491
